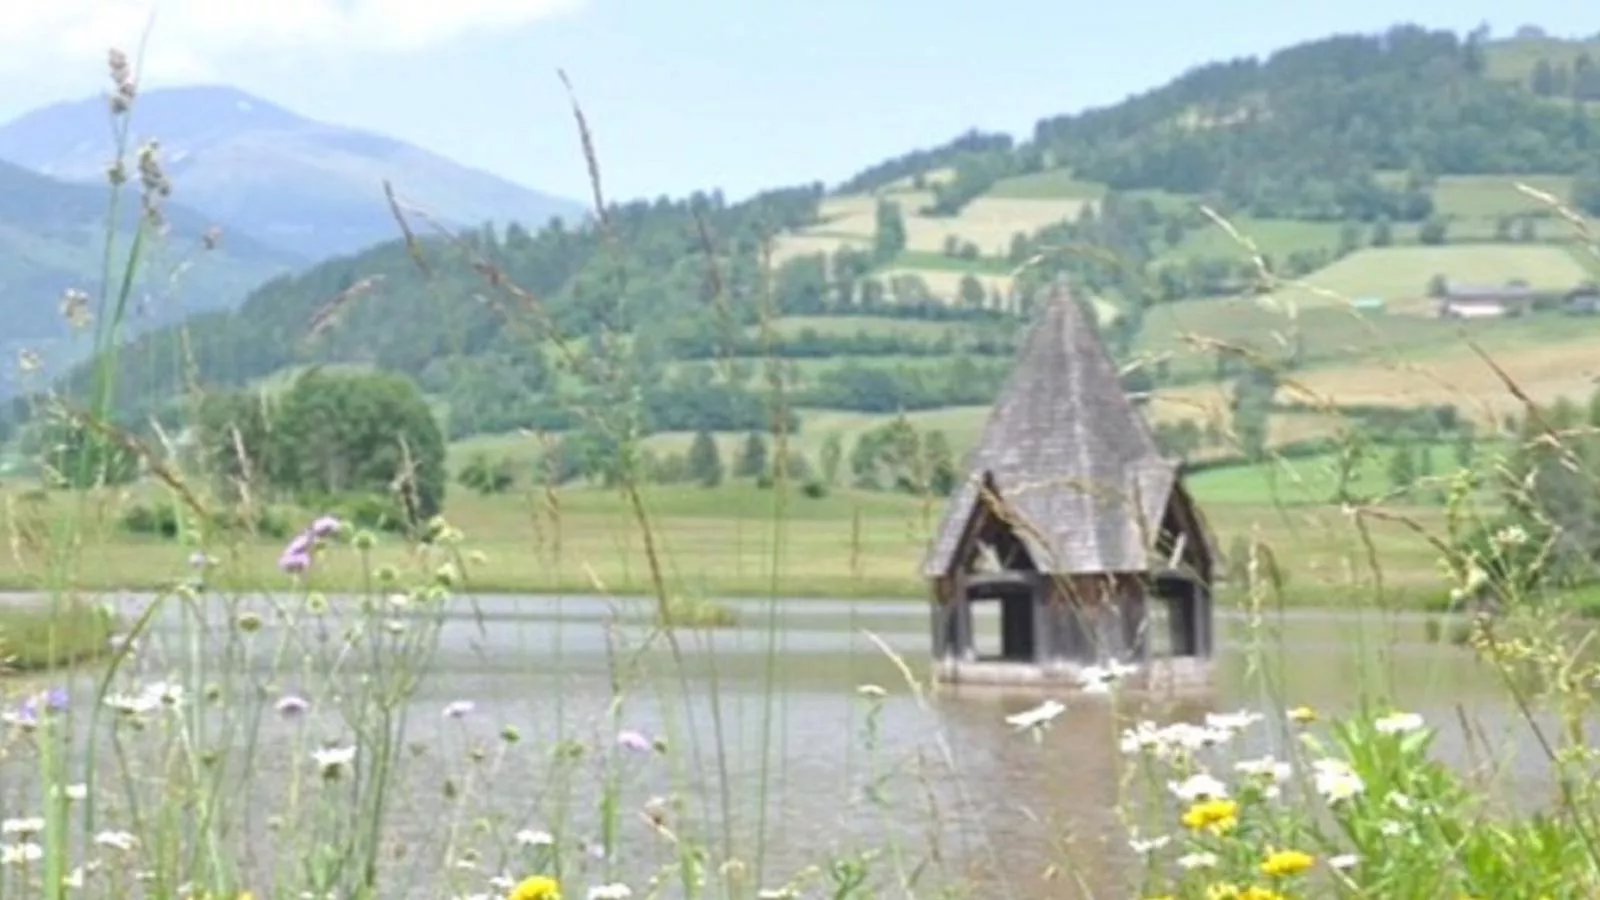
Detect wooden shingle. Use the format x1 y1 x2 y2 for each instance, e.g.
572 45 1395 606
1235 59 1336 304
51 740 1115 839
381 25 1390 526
922 280 1182 576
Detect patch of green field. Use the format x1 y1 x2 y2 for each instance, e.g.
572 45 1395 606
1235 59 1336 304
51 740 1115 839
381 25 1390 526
888 250 1013 275
634 405 994 466
1161 218 1346 264
1277 243 1591 313
753 315 969 341
985 170 1108 200
1485 37 1600 84
0 470 1454 600
1187 440 1509 508
1138 285 1600 385
1430 174 1576 219
0 600 115 673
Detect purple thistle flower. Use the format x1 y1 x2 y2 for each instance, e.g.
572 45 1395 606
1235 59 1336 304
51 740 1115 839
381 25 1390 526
285 531 314 557
617 729 652 754
15 688 68 724
279 528 317 574
310 515 343 537
278 547 312 574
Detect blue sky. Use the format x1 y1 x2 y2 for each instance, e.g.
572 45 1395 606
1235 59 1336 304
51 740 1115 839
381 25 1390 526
0 0 1595 203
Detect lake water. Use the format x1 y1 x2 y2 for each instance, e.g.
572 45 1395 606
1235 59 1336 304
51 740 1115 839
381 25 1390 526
0 592 1583 899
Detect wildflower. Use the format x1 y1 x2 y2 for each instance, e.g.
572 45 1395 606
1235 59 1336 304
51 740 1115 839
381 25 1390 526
1129 834 1170 854
1235 755 1292 797
1080 659 1137 693
189 551 215 569
1374 711 1424 735
616 730 652 753
310 515 343 537
0 843 42 865
1328 854 1360 870
1180 798 1239 834
1169 772 1229 802
443 700 476 720
1260 849 1315 877
1287 705 1317 724
312 745 356 779
1311 758 1364 803
94 830 137 851
1178 851 1219 869
275 695 310 718
514 829 554 848
1004 699 1065 731
1 818 43 836
278 546 313 574
1205 710 1264 732
509 875 561 900
587 885 631 900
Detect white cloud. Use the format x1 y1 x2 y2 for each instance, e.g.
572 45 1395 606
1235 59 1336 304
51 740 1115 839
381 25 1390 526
0 0 581 78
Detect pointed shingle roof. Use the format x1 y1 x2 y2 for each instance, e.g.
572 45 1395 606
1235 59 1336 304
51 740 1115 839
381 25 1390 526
921 281 1178 577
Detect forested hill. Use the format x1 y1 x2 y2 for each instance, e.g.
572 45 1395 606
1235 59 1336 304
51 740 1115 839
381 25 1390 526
13 25 1600 450
846 27 1600 221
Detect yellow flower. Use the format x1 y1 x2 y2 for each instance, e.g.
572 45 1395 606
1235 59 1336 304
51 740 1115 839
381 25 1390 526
1206 885 1240 900
1261 848 1315 877
1181 798 1240 834
1240 888 1287 900
509 875 562 900
1287 705 1317 724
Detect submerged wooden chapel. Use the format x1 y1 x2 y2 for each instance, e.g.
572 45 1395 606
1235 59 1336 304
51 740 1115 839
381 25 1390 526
922 280 1218 688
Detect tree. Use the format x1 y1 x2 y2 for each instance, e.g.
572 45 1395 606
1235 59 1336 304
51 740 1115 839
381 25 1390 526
957 274 987 309
686 430 724 487
872 199 907 261
195 390 276 500
1229 364 1278 462
270 369 448 521
1387 438 1417 495
1531 59 1558 96
1453 422 1477 469
1370 218 1394 247
1417 217 1448 245
922 430 958 496
32 414 138 489
818 432 844 485
735 431 769 479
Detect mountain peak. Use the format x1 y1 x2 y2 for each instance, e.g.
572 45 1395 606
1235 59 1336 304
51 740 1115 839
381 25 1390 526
0 84 585 260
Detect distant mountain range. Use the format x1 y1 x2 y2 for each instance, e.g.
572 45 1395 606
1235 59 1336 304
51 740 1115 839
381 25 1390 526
0 85 586 395
0 85 587 260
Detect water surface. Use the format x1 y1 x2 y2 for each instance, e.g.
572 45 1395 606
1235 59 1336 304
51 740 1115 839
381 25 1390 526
1 593 1580 898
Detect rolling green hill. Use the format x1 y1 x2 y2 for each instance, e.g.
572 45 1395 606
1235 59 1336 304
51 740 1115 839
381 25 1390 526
10 25 1600 485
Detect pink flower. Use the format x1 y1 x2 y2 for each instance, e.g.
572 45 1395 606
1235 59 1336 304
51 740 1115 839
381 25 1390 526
617 730 652 753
